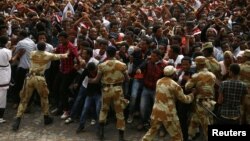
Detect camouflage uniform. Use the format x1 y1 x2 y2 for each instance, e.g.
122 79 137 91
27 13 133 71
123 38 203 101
185 56 216 141
16 51 66 117
239 50 250 124
202 42 221 79
98 59 128 130
142 66 194 141
205 57 221 77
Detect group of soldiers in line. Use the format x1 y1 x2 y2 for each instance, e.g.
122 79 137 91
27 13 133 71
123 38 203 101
0 0 250 141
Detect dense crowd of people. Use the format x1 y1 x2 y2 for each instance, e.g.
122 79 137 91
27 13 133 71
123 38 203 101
0 0 250 141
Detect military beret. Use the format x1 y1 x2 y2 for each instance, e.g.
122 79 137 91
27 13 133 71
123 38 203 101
243 49 250 57
195 56 206 65
201 42 213 51
164 66 176 76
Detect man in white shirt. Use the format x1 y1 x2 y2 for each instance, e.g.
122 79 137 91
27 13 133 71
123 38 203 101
0 36 12 123
168 45 184 69
93 38 108 62
12 30 35 107
65 47 99 124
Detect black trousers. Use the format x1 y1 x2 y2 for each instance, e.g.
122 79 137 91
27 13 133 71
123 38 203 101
52 71 77 112
12 67 29 104
218 116 240 125
176 101 192 141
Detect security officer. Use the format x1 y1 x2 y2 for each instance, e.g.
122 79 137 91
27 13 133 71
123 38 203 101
240 49 250 124
201 42 221 123
142 66 194 141
89 46 129 141
12 42 68 131
185 56 216 141
201 42 221 78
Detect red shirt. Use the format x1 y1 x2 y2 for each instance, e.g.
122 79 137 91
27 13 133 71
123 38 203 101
142 60 167 90
55 41 79 74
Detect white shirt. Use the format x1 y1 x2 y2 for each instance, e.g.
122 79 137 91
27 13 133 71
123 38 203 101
93 49 107 62
0 47 12 89
82 57 99 88
168 55 184 68
15 37 35 69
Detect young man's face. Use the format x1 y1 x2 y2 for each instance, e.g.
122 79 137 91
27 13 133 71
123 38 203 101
158 45 166 56
150 52 159 63
58 36 67 45
181 60 191 71
81 49 89 60
38 35 46 43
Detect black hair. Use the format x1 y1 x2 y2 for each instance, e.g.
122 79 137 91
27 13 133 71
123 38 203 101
181 56 192 64
152 25 162 34
141 36 152 44
229 63 240 75
204 48 213 55
133 27 142 36
81 40 91 48
220 41 229 47
110 21 120 29
37 42 46 51
36 22 46 32
0 24 7 30
193 52 204 59
83 47 93 57
125 26 135 33
125 31 134 38
97 38 108 46
87 62 97 71
170 45 181 54
151 49 162 59
58 31 68 38
0 35 8 47
106 46 117 57
37 31 47 39
19 30 29 38
0 18 5 25
171 35 182 44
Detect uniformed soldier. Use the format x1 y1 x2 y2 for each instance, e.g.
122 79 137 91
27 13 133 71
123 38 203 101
185 56 216 141
240 49 250 124
89 46 129 141
141 66 194 141
201 42 221 123
201 42 221 78
12 42 68 131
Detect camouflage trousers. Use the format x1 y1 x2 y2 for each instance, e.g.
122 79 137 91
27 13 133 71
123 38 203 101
100 85 128 130
16 75 49 117
188 102 213 141
142 119 183 141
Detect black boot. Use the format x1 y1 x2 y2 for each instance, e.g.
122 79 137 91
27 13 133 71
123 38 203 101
0 108 6 123
98 123 104 141
0 108 5 118
12 117 21 131
44 115 53 125
119 130 126 141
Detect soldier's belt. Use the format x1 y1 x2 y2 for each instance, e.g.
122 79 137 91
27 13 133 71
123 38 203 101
102 83 123 87
196 98 213 102
29 73 44 77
